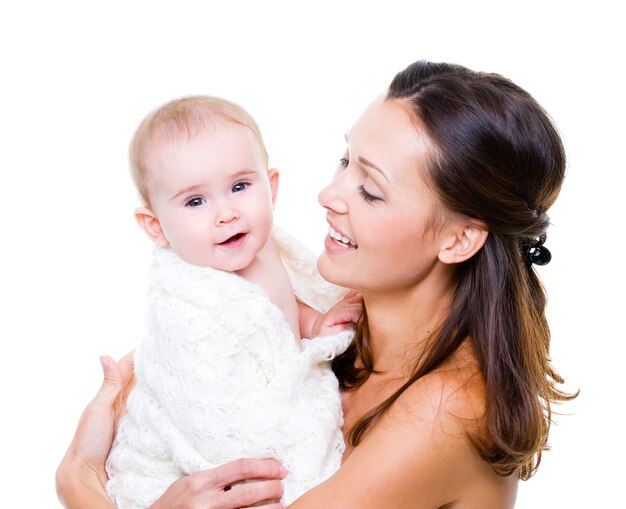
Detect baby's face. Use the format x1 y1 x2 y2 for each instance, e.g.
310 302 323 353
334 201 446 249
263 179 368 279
145 122 277 272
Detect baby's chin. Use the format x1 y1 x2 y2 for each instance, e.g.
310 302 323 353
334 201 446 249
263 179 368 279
211 258 255 273
174 252 253 273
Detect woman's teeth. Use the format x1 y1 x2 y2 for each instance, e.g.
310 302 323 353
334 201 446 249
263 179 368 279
329 227 357 248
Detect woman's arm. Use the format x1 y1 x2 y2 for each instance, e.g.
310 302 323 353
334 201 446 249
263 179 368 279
56 354 134 509
56 355 287 509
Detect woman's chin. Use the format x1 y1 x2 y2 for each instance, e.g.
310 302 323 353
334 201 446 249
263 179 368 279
317 253 352 288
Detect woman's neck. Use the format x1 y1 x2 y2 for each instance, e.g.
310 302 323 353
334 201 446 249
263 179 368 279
362 267 455 377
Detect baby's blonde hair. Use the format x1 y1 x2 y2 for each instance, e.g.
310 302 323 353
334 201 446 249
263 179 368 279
129 96 269 207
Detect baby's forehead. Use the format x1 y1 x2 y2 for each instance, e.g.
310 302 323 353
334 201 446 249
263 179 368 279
149 118 266 166
151 110 240 145
143 117 268 188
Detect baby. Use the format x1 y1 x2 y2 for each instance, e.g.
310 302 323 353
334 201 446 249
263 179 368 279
105 96 357 508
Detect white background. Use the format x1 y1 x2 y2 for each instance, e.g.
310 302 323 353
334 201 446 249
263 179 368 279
1 1 623 507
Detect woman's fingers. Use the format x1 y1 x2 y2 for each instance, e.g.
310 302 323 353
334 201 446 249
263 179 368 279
150 460 286 509
200 458 287 489
188 459 286 508
114 350 136 421
203 459 285 508
94 355 124 409
221 479 284 508
57 355 127 500
118 350 135 385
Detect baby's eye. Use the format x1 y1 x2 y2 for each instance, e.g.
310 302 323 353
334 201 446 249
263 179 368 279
232 181 250 193
339 157 349 168
185 197 206 207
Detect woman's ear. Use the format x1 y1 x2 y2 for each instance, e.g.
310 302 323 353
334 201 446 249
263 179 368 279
268 168 280 206
135 207 169 247
438 222 488 264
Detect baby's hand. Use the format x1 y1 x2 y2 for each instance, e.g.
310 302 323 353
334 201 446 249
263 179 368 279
311 290 363 337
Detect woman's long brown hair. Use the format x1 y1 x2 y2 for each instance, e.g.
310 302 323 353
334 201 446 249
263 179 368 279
332 61 577 479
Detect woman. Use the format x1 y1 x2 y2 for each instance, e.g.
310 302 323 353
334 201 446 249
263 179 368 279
57 60 574 508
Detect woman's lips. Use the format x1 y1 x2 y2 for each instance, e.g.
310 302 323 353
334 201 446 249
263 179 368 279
324 233 357 252
328 226 357 247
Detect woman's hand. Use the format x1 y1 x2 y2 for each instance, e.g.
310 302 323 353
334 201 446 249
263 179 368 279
149 459 287 509
56 353 287 509
56 352 135 508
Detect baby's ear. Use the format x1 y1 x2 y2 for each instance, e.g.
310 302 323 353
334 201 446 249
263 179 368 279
268 168 280 206
438 222 488 265
135 207 169 247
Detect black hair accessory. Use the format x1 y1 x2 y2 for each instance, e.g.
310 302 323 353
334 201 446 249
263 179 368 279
521 234 552 268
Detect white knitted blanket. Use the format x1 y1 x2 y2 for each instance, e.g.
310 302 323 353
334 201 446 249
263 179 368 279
106 228 352 508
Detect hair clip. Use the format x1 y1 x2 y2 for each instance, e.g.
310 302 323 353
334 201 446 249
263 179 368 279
521 234 551 268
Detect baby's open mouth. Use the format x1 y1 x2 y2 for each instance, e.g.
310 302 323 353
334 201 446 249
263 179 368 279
219 233 246 246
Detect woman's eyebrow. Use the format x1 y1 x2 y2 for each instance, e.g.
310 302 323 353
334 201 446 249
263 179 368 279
345 133 389 182
358 156 389 182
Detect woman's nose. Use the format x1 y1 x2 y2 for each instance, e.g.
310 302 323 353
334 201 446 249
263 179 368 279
318 176 348 214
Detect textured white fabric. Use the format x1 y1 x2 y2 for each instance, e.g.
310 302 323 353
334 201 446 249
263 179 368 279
106 228 352 508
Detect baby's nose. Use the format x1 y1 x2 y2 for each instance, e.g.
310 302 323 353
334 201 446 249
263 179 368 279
216 206 239 225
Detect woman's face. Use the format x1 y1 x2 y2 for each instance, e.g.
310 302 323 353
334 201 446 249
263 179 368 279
317 96 447 294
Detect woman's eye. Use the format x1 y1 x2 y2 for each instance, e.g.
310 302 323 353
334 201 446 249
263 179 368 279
185 197 206 207
232 181 249 193
358 185 382 203
339 157 349 168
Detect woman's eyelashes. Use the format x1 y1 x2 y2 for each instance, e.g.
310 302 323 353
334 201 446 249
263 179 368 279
358 185 382 203
339 156 382 203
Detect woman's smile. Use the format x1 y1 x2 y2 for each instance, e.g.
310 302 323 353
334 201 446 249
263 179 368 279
327 225 358 248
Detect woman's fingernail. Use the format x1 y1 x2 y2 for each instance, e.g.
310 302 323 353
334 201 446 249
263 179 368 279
279 465 288 476
100 356 111 373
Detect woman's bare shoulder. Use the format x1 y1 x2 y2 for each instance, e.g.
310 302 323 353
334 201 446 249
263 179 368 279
377 343 516 508
290 343 517 508
393 341 487 435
